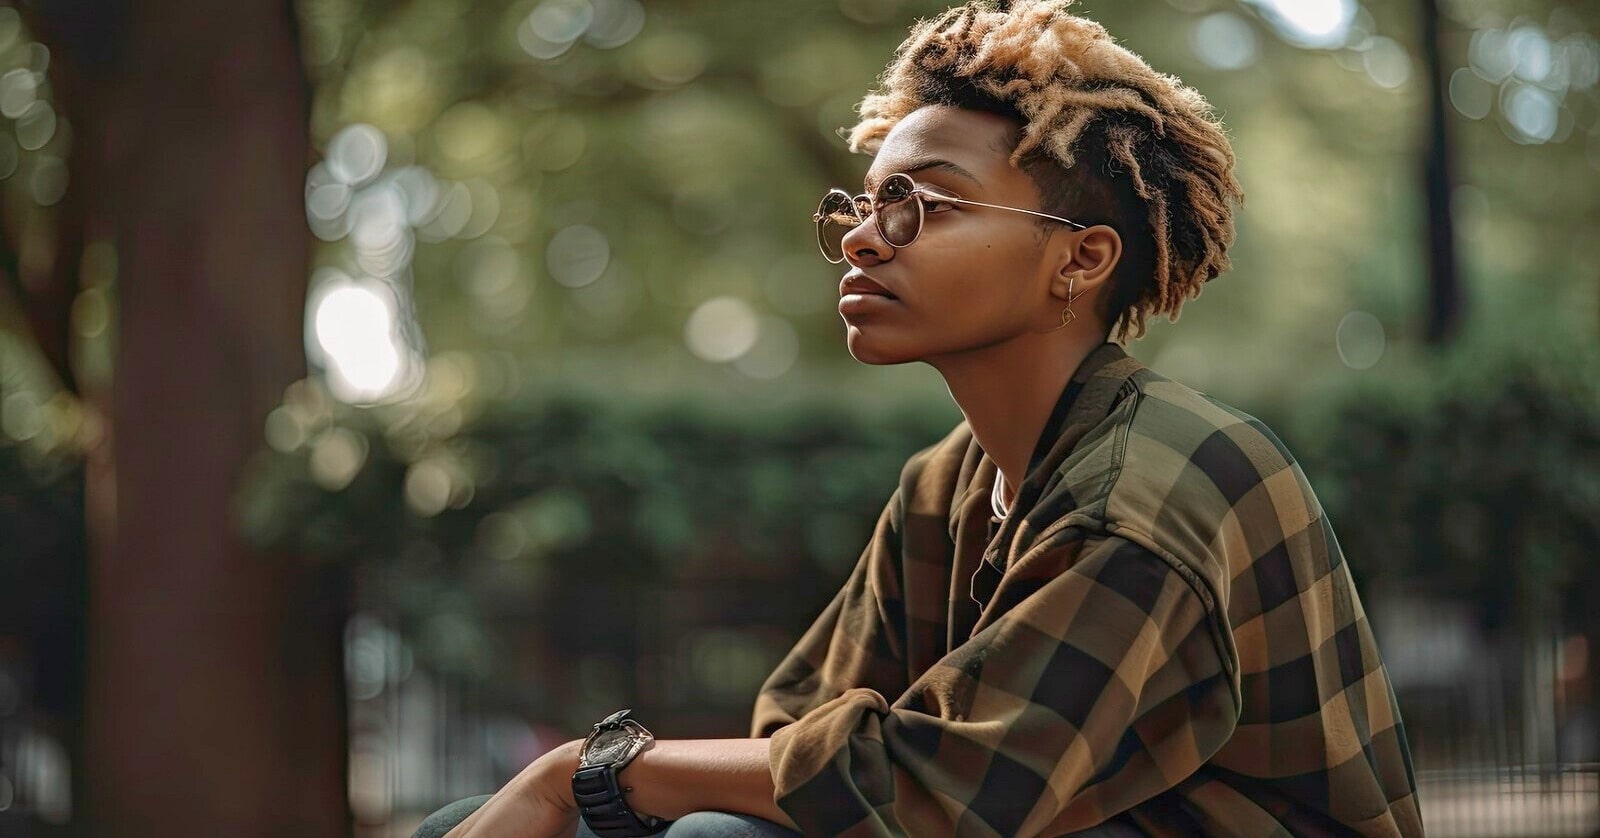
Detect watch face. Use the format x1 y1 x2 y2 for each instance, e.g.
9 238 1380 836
587 729 637 765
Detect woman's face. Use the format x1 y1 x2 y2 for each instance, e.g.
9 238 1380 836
835 104 1094 367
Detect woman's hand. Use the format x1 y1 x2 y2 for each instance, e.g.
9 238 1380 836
444 739 583 838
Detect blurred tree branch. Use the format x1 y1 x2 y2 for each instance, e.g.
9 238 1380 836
1417 0 1463 346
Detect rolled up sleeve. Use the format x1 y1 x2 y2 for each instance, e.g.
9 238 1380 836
751 486 910 739
767 533 1239 837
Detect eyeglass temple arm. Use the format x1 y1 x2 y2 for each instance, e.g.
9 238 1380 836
812 187 1088 231
939 194 1088 230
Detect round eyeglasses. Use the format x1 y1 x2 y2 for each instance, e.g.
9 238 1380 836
812 172 1089 264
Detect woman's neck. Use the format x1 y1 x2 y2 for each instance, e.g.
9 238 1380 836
930 330 1105 507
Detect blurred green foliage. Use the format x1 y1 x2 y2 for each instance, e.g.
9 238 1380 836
1286 321 1600 633
284 0 1600 403
219 317 1599 726
0 0 1595 737
224 361 961 729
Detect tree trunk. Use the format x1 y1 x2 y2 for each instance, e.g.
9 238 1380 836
1418 0 1463 346
27 1 351 834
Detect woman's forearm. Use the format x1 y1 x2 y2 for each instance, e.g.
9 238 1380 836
593 737 799 831
449 735 799 836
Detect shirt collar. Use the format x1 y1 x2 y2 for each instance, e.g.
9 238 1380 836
947 340 1145 548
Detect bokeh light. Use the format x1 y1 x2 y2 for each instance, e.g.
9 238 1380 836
1251 0 1355 49
349 185 416 277
3 1 1590 832
1191 12 1260 71
1 391 42 441
0 68 38 118
585 0 646 50
0 7 20 52
307 272 420 403
1459 18 1594 146
460 236 533 329
1449 68 1494 119
1335 309 1386 370
684 296 759 363
625 31 709 89
308 427 370 491
15 100 54 150
404 457 456 517
1501 82 1562 144
518 0 595 60
1507 24 1554 85
546 223 610 288
1361 36 1411 89
327 123 388 187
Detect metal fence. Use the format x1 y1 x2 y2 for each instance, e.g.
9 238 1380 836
4 583 1598 836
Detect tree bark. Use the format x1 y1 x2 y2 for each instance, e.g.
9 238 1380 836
26 1 351 834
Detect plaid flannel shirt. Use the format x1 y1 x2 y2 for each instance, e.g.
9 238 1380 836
750 341 1423 837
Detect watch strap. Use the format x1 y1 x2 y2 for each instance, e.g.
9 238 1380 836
572 763 668 837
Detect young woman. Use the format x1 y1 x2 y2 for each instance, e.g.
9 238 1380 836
418 1 1423 835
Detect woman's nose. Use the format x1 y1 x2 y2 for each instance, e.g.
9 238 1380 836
840 217 893 266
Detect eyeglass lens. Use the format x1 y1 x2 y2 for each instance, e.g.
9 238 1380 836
815 174 923 263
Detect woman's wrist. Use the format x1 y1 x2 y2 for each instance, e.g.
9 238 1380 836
528 739 584 812
552 736 674 826
538 736 789 829
615 741 685 822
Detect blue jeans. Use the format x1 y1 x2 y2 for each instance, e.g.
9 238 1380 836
411 793 1147 837
410 794 801 837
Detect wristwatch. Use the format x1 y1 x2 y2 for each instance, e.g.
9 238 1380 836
571 709 670 837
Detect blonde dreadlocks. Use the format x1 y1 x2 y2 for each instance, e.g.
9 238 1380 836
846 0 1244 342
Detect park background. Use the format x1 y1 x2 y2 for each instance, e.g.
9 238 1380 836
0 0 1596 834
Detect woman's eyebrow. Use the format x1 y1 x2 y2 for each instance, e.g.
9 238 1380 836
863 158 982 193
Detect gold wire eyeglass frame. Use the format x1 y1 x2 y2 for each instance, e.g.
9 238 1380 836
812 172 1089 264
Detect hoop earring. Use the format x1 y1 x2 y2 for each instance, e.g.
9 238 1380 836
1043 276 1083 334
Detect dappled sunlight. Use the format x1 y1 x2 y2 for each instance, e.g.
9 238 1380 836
1251 0 1356 48
308 271 423 404
0 0 1594 834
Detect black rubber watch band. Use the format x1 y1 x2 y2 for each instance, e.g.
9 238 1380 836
572 763 667 837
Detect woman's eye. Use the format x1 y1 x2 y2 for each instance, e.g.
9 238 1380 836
921 197 955 212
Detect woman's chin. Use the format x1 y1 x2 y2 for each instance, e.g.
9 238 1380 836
845 331 916 365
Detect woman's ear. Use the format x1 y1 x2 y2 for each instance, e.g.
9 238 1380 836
1049 224 1121 302
1065 225 1121 285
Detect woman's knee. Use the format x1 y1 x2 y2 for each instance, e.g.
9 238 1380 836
410 793 495 838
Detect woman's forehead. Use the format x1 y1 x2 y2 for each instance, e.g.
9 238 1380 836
863 158 981 194
866 106 1023 191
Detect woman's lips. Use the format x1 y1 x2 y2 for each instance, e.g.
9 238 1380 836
839 292 899 315
840 272 897 299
